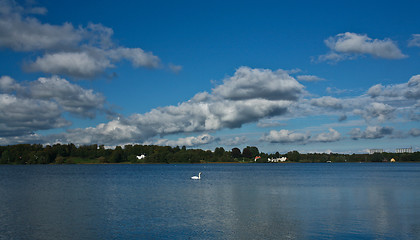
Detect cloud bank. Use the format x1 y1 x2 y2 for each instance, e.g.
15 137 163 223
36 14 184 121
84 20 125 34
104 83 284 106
48 67 303 146
0 75 106 137
0 1 161 78
1 67 420 148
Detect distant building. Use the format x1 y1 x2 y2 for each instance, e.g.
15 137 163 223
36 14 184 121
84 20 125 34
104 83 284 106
396 147 412 154
136 154 146 160
268 157 287 163
369 149 383 154
254 156 261 162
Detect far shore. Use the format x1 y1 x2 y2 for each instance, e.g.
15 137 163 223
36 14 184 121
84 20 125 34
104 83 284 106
5 160 417 165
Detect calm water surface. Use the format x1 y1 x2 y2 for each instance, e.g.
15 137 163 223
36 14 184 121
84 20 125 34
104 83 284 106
1 163 420 239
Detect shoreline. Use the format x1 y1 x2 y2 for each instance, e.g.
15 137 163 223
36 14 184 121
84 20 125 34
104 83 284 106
2 161 418 165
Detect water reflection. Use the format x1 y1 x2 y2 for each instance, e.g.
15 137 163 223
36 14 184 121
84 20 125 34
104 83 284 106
1 163 420 239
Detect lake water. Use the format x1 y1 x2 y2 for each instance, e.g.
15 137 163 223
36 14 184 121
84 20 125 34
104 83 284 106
1 163 420 239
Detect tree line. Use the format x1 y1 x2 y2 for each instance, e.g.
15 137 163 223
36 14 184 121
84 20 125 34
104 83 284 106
0 144 419 164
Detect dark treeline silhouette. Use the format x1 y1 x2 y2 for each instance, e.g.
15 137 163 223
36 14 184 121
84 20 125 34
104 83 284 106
0 144 419 164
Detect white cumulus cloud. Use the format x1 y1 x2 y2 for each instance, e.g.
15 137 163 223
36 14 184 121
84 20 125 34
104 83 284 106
310 96 343 109
47 67 301 146
155 134 216 147
213 67 304 101
408 34 420 47
0 93 70 136
0 1 161 78
296 75 325 82
0 3 82 51
313 128 341 142
29 76 106 118
261 129 310 143
107 47 160 69
27 51 113 79
0 76 22 92
0 75 106 138
353 102 395 122
318 32 407 63
219 136 248 146
350 126 394 140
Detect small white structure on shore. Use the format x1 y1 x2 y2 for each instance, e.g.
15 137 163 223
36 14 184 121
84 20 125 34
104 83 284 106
136 154 146 160
268 157 287 163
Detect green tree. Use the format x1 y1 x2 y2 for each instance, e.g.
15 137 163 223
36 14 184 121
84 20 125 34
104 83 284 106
1 150 10 164
110 146 124 163
214 147 225 161
214 147 225 157
243 146 259 159
287 151 301 162
242 147 252 159
231 148 241 159
371 153 384 162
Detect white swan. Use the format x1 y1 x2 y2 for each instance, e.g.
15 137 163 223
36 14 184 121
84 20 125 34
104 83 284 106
191 172 201 180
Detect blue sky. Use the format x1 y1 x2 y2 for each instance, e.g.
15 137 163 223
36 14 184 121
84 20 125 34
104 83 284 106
1 0 420 153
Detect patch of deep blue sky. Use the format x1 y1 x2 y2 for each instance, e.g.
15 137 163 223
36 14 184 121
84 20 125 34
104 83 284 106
1 0 420 153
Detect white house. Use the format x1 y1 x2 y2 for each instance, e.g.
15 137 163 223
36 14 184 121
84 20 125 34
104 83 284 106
268 157 287 163
136 154 146 160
